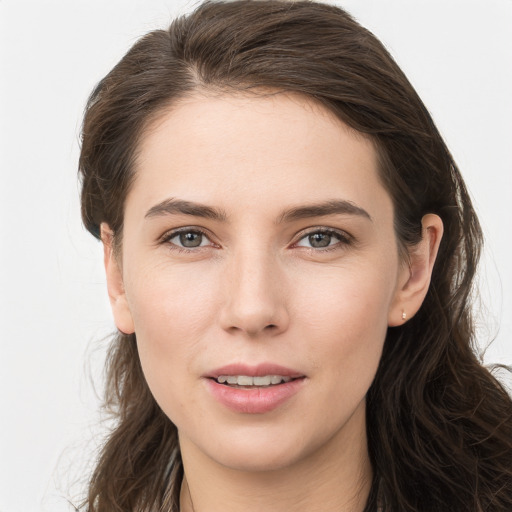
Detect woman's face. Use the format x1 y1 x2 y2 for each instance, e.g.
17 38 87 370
107 92 411 472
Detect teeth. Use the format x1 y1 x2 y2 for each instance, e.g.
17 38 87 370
238 375 253 386
216 375 293 386
253 376 271 386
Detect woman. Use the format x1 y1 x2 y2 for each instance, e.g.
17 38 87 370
78 1 512 510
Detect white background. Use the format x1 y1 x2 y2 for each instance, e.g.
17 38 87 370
1 1 511 511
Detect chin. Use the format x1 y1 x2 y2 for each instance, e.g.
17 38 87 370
215 447 304 473
197 425 332 474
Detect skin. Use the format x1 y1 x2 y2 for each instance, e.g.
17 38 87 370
102 92 443 512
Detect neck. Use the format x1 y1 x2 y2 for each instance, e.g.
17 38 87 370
179 402 372 512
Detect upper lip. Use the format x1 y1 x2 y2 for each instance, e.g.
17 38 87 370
205 363 305 379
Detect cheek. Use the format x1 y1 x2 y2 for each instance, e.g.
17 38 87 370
124 264 220 400
294 260 395 335
128 261 218 333
292 262 394 384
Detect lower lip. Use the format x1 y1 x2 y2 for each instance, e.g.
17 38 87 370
205 378 305 414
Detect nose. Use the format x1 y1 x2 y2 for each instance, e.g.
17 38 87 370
219 248 289 338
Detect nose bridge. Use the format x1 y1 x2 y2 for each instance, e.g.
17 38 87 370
220 240 288 336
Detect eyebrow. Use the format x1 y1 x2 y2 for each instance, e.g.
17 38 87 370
144 198 371 223
145 198 228 221
276 199 372 224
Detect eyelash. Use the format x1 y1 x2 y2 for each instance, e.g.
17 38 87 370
159 226 353 253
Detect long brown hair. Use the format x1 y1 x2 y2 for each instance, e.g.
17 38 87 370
78 1 512 510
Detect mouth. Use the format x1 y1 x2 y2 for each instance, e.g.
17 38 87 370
213 374 299 389
206 363 305 386
204 364 306 413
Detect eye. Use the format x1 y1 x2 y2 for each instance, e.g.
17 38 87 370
163 229 214 250
295 229 351 249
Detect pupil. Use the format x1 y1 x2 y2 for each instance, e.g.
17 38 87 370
309 232 331 248
180 232 202 247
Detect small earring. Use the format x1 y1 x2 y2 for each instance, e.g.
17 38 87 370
402 311 407 321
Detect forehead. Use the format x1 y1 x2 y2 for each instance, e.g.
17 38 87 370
128 92 391 220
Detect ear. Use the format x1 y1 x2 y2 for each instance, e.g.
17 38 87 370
388 214 444 326
100 223 135 334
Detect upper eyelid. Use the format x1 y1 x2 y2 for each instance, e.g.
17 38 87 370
161 226 210 237
293 226 353 242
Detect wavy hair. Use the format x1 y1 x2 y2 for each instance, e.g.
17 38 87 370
78 1 512 510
